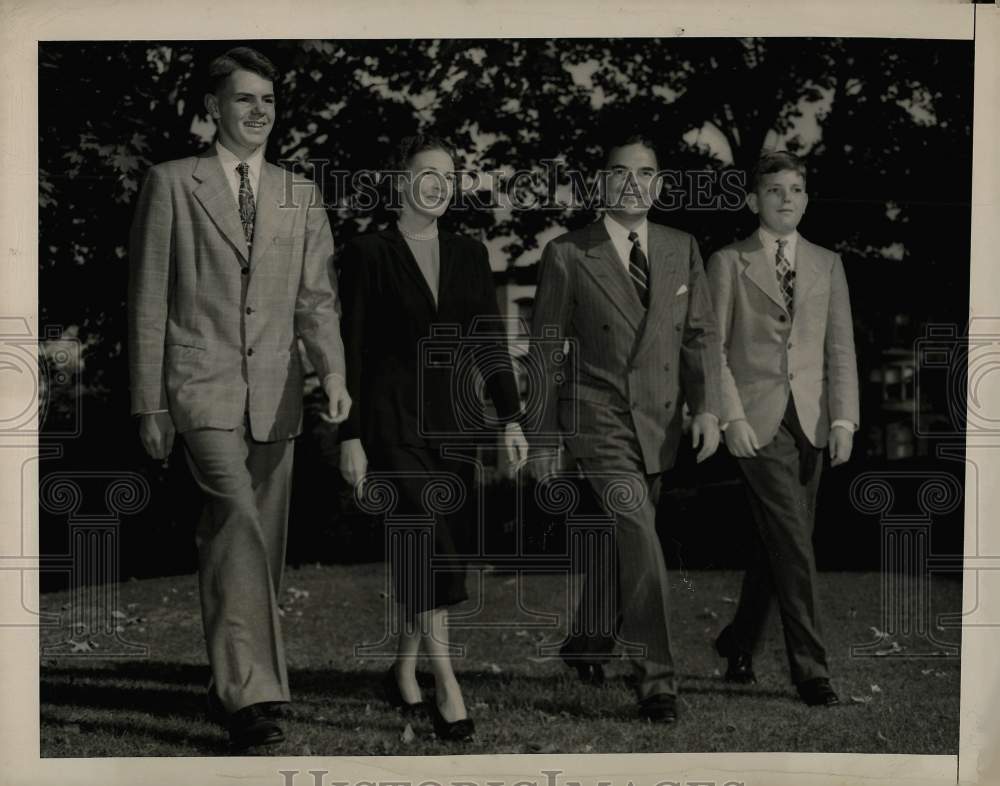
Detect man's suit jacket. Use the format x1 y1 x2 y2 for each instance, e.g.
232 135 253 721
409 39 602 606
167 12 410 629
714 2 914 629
705 232 860 449
337 227 521 448
128 147 346 442
530 220 722 475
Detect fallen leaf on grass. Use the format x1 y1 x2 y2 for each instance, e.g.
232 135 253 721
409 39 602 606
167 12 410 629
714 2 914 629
877 731 889 743
529 741 559 753
850 695 873 704
874 641 902 656
721 596 737 604
401 723 416 743
712 668 721 677
111 610 127 620
298 744 312 756
515 630 529 637
870 684 882 693
698 607 719 620
869 626 888 639
488 663 502 674
922 669 934 675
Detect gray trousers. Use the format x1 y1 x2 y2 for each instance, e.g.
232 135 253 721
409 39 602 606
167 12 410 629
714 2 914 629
182 423 293 713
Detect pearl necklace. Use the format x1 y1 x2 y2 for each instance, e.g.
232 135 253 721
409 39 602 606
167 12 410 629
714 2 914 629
397 222 439 241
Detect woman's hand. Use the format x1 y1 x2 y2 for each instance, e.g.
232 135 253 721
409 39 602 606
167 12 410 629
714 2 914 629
339 438 368 495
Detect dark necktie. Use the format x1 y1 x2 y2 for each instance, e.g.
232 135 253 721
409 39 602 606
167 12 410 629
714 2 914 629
237 162 255 247
627 230 650 308
775 238 795 313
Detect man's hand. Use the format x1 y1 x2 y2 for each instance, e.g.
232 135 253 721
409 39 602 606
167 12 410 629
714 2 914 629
725 419 760 458
139 411 175 461
503 422 530 469
339 438 368 493
691 413 721 463
321 374 351 424
829 425 854 467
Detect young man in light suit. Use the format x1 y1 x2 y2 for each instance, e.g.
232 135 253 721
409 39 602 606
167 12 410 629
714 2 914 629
128 47 350 749
707 151 860 707
530 135 722 723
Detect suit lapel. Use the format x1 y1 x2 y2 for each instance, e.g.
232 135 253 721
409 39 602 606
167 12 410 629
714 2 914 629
387 226 438 315
634 223 683 357
739 235 788 314
791 236 823 316
580 221 645 331
249 163 289 270
192 151 249 264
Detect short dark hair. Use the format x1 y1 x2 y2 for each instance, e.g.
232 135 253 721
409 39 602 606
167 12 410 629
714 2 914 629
603 133 659 168
206 47 278 94
750 150 808 191
390 134 458 172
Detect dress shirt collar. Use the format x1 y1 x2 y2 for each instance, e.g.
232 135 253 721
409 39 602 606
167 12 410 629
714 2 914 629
758 225 799 268
603 213 649 270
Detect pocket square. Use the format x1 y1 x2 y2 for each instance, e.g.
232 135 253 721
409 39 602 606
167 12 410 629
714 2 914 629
675 284 689 296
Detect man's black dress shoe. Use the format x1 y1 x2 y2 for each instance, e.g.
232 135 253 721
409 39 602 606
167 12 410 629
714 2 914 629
797 677 840 707
228 703 285 750
382 667 428 716
714 625 757 684
430 704 476 741
207 689 285 725
638 693 678 723
571 663 606 686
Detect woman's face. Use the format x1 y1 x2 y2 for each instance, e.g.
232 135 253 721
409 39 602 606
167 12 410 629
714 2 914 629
400 148 456 219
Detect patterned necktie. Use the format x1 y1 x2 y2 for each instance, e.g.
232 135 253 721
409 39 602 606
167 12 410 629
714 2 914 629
775 238 795 313
237 162 255 247
627 230 650 308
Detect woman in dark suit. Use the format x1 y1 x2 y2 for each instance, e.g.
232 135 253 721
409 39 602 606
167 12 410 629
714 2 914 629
338 135 527 741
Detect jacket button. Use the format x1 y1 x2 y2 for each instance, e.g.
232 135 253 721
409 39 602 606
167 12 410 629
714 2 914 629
663 363 670 371
788 372 794 380
246 307 254 315
602 324 610 331
787 341 793 349
779 314 787 323
241 267 249 276
247 348 254 357
664 400 673 409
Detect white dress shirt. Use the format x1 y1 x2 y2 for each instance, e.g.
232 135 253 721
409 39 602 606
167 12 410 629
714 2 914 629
603 213 648 272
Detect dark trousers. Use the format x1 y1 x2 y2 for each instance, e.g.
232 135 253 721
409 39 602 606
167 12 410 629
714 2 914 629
731 398 828 684
182 424 293 713
560 413 676 700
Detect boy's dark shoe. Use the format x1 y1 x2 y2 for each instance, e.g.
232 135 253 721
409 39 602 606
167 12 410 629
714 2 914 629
228 703 285 749
797 678 840 707
207 689 285 725
714 625 756 684
637 693 678 723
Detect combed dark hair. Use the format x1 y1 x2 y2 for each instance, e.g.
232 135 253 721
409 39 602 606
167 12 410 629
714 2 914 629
750 150 808 191
390 134 458 171
603 133 660 167
206 47 278 94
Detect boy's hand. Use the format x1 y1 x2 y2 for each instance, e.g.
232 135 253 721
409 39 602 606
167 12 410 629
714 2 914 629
829 425 854 467
691 413 721 463
139 411 175 461
725 419 760 458
321 374 352 424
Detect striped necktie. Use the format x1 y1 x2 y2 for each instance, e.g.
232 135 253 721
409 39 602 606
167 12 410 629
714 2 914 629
775 238 794 313
627 230 650 308
237 162 255 247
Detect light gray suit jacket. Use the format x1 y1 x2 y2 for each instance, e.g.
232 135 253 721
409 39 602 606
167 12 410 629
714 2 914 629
128 148 345 442
705 232 860 449
530 220 722 475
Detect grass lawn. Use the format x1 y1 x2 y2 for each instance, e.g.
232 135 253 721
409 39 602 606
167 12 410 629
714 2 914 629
39 564 962 757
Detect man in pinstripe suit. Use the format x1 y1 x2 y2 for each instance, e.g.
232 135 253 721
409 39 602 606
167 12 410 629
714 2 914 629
128 47 350 749
530 135 722 723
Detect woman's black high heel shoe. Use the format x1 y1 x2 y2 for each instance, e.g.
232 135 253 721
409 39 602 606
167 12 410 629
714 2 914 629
430 703 475 741
382 667 427 716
